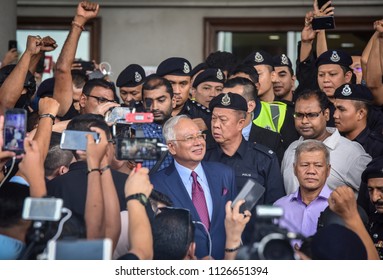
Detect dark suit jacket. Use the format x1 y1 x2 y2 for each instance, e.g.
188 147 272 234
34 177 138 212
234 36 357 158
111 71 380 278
150 161 237 260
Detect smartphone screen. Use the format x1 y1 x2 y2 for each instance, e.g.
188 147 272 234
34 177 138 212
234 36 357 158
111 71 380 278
3 108 27 154
60 130 100 151
115 137 159 161
22 197 63 221
47 238 112 260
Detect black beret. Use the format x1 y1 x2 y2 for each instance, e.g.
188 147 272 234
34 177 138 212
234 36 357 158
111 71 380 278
242 50 274 68
192 68 225 88
156 57 192 77
334 83 373 103
361 156 383 183
272 54 293 69
315 50 353 69
190 62 208 77
209 92 248 112
116 64 146 88
36 77 55 98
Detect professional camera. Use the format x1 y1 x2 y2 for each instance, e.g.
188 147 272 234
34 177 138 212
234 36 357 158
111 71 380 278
236 205 301 260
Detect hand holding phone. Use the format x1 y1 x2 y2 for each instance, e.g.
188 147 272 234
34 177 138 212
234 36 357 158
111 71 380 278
2 109 27 155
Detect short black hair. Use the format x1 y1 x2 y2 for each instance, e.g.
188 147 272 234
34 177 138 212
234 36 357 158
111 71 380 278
82 78 118 102
295 89 330 111
142 74 174 99
224 77 258 101
153 208 195 260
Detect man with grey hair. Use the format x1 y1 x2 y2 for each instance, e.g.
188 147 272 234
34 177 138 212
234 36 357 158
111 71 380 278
150 114 237 260
274 140 332 240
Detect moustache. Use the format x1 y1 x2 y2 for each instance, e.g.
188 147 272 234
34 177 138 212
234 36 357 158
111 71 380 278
373 200 383 207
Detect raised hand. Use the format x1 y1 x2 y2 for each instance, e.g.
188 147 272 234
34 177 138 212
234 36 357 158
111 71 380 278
76 1 99 21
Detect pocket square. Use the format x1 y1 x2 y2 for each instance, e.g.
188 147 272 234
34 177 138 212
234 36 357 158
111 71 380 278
222 187 228 196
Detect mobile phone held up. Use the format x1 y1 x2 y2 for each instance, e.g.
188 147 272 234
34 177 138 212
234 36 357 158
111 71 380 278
232 179 266 213
312 16 335 30
22 197 64 221
3 108 27 154
60 130 100 151
115 137 161 161
8 40 17 50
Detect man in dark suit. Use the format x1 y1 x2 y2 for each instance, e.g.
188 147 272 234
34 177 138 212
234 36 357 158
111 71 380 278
150 115 237 260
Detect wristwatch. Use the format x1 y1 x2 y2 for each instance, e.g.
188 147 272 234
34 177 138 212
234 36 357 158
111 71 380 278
125 193 148 206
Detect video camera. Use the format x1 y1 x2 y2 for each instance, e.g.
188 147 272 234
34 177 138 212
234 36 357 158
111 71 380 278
236 205 301 260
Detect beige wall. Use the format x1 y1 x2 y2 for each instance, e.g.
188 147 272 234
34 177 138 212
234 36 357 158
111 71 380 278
17 0 383 79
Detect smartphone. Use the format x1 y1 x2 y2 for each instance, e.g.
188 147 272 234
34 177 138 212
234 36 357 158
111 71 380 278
105 107 132 123
88 70 105 80
74 60 94 72
317 0 332 10
46 238 112 260
312 16 335 30
60 130 100 151
8 40 17 50
232 179 265 213
22 197 63 221
115 137 160 161
3 108 27 154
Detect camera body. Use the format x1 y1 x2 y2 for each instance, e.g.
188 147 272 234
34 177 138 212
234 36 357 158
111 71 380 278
236 205 299 260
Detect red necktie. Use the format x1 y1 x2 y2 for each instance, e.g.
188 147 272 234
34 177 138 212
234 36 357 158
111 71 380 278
191 171 210 231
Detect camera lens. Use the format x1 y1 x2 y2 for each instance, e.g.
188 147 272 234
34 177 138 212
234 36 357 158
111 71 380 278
257 233 296 260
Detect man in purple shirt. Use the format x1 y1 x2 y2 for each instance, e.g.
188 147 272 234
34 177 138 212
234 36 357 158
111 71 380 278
274 139 332 239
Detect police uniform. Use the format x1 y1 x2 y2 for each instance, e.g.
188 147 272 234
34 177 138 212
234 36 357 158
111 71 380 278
156 57 212 127
360 158 383 259
334 83 383 159
205 93 285 245
243 51 300 148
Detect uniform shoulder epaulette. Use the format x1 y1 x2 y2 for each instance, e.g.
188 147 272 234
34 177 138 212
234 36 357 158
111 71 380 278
190 100 211 113
251 142 275 158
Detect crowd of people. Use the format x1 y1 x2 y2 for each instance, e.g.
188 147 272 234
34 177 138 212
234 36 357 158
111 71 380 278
0 0 383 260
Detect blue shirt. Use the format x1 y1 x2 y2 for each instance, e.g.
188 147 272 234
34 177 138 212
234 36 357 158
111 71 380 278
0 234 25 260
174 161 213 220
132 123 173 171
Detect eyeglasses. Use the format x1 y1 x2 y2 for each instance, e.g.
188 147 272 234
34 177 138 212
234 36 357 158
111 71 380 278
169 132 206 143
352 67 362 73
293 111 323 120
88 95 117 104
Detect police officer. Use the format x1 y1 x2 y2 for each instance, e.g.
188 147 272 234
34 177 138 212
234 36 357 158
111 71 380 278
334 83 383 159
204 92 285 245
360 157 383 259
272 54 296 104
116 64 146 111
156 57 212 131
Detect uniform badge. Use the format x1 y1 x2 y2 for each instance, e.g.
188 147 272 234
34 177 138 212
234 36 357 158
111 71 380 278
221 93 231 106
330 51 340 63
281 54 289 65
254 52 264 63
341 85 352 96
216 69 224 80
183 62 190 74
134 72 142 83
